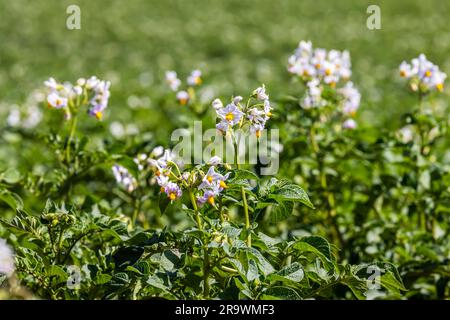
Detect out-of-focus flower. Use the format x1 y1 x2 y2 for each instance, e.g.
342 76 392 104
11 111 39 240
233 96 243 105
264 100 273 118
164 182 182 200
302 79 323 109
176 90 190 105
342 118 357 130
134 153 148 171
47 92 68 109
288 40 351 86
88 80 111 120
208 156 222 166
0 238 15 277
187 70 202 86
339 82 361 115
399 54 446 92
44 77 61 91
44 76 112 121
112 165 138 193
253 85 269 101
151 146 165 158
166 71 181 91
86 76 100 90
397 126 414 143
212 98 223 110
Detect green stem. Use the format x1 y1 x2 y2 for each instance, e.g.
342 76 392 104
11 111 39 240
187 188 210 298
218 196 225 223
416 92 428 232
310 124 344 248
132 198 141 228
66 114 78 163
234 140 251 247
188 188 203 230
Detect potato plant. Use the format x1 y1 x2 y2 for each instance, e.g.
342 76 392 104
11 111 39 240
0 40 447 301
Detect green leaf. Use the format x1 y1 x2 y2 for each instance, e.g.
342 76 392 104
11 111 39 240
269 183 314 209
260 286 301 300
245 258 259 282
269 201 294 222
47 265 68 282
246 247 275 276
268 262 305 284
151 249 183 272
293 236 333 266
341 274 368 300
158 193 171 215
95 273 112 285
0 190 23 211
232 169 259 181
1 168 21 184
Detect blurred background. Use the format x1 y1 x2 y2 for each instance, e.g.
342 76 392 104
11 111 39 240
0 0 449 136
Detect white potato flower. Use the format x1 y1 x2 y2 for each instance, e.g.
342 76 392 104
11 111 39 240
0 239 15 277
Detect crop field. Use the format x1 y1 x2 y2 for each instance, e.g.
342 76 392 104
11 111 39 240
0 0 449 301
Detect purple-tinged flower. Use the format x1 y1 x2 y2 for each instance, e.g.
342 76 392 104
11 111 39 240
112 165 138 192
233 96 243 105
166 71 181 91
216 103 244 126
88 80 111 120
187 69 202 86
342 118 357 130
197 189 219 206
176 90 190 105
253 85 269 101
212 98 223 110
199 166 230 191
164 182 182 201
208 156 222 166
47 92 68 109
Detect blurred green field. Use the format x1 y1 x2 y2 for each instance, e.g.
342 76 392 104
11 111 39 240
1 0 449 130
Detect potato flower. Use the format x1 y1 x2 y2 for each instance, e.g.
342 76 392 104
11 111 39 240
187 69 202 86
112 165 138 193
0 238 15 277
176 90 190 105
399 54 446 92
342 118 357 130
166 71 181 91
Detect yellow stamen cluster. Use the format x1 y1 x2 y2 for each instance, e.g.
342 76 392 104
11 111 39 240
169 192 177 201
225 112 234 122
95 111 103 120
